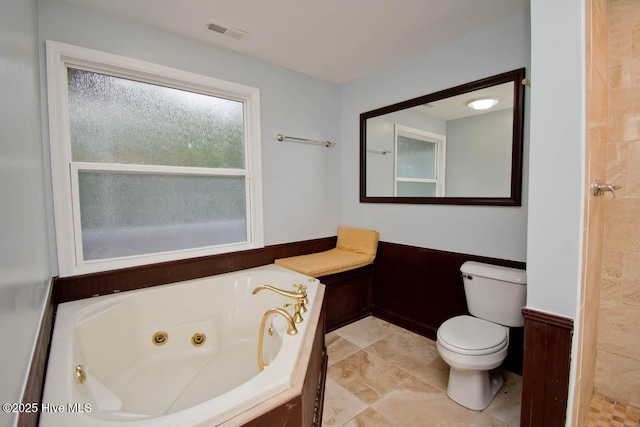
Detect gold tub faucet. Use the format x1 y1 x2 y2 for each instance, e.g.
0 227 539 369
252 284 307 323
257 307 298 371
251 284 306 299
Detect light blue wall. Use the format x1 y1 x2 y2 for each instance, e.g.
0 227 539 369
446 108 513 197
527 0 584 319
36 0 531 269
340 11 531 262
528 3 584 421
37 0 342 276
0 0 52 425
365 109 446 197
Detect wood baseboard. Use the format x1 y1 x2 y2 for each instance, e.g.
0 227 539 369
18 286 54 427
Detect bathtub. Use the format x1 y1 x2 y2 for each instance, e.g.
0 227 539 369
41 264 324 427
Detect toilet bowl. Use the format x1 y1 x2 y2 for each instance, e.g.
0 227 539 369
436 315 509 410
435 262 526 410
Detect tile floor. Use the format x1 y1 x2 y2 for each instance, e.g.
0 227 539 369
583 393 640 427
322 316 522 427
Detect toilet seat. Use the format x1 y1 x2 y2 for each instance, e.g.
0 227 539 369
437 315 508 356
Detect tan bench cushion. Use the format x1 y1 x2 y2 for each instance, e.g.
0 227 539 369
275 227 379 277
275 248 375 277
336 226 379 256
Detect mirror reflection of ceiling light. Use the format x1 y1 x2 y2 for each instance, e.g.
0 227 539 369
466 97 501 110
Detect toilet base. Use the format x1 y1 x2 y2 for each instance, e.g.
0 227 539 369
446 368 503 411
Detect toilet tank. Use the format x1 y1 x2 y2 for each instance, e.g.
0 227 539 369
461 261 527 327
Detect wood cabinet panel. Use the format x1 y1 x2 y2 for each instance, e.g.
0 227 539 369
320 266 373 332
371 241 526 374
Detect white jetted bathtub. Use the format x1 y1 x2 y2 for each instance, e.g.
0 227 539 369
41 264 324 427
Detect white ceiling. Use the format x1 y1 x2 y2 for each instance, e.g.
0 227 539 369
62 0 529 84
415 82 515 121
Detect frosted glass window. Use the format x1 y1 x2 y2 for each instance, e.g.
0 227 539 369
397 182 436 197
393 124 445 197
46 41 263 276
396 136 435 179
78 172 246 260
67 68 244 168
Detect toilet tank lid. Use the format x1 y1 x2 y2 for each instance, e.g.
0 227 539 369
460 261 526 284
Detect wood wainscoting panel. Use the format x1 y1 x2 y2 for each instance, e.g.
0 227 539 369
371 241 526 374
520 307 574 427
53 237 336 304
372 242 469 337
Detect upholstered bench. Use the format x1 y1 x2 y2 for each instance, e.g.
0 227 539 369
275 227 379 330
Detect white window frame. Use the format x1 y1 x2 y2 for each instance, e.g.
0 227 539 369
46 41 263 277
394 124 446 197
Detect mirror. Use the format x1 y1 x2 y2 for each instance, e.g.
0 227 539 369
360 68 525 206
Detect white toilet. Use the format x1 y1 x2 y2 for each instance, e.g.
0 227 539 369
436 261 526 411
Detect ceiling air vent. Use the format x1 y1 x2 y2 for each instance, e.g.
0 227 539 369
207 21 248 41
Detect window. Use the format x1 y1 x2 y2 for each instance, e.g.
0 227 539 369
46 41 263 276
394 124 446 197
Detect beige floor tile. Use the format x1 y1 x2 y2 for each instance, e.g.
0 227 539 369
412 355 450 391
372 376 478 426
342 407 396 427
327 334 361 367
323 318 524 427
333 316 400 348
326 331 339 342
322 378 368 427
482 371 523 426
328 349 411 404
469 412 509 427
366 326 440 373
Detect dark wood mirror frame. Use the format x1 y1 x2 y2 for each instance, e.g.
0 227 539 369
360 68 525 206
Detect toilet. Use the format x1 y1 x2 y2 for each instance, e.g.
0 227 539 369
436 261 526 411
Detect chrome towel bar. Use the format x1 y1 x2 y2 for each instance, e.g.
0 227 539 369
276 133 335 148
367 148 392 155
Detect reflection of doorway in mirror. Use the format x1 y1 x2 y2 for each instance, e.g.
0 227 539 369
394 124 446 197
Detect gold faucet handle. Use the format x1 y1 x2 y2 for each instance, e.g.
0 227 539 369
286 299 307 313
283 301 305 323
293 284 309 304
298 301 307 314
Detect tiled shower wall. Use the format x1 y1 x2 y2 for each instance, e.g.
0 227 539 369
595 0 640 409
574 0 609 424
